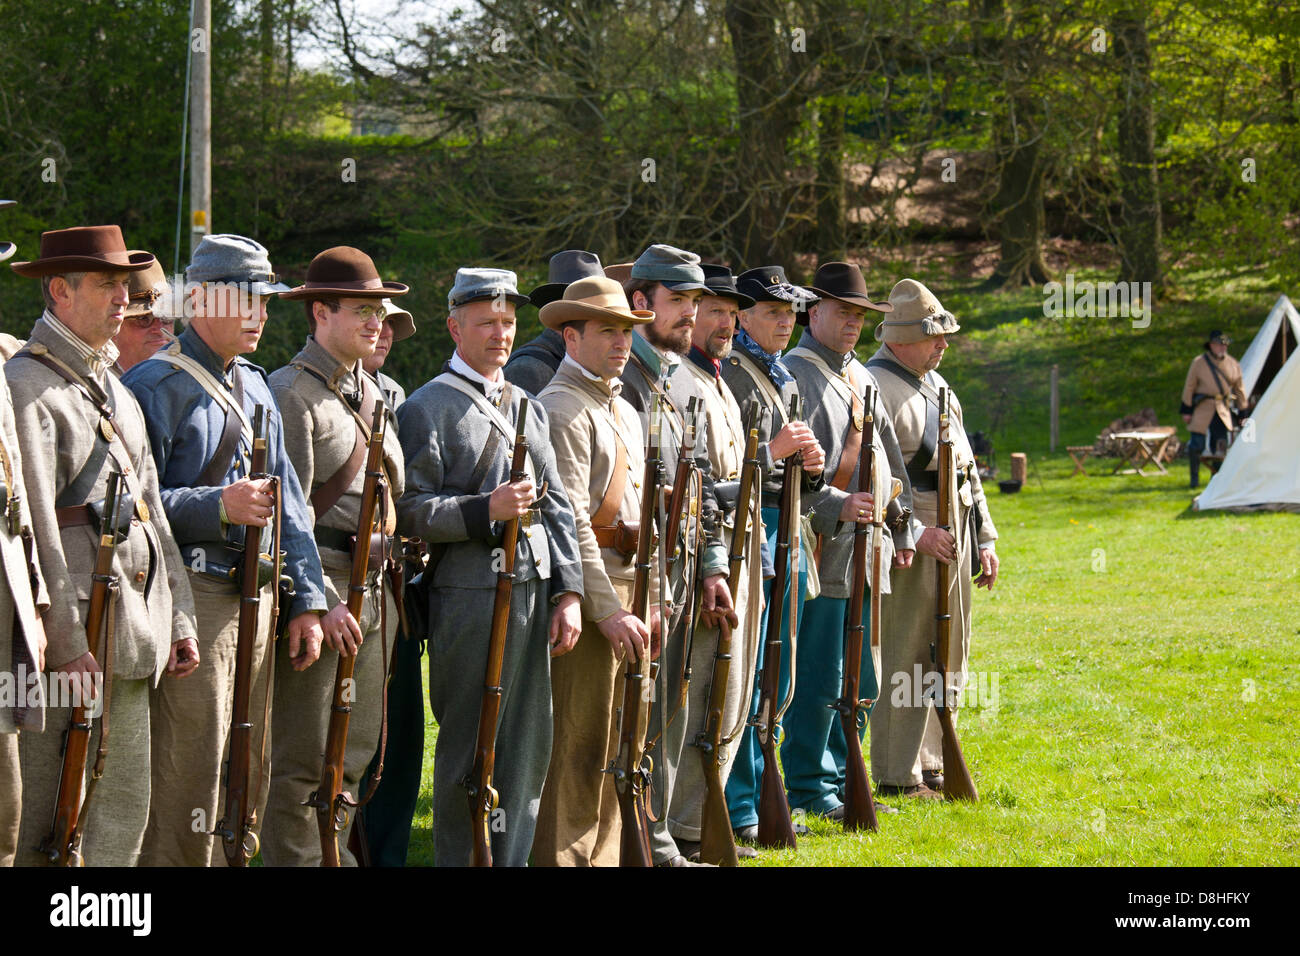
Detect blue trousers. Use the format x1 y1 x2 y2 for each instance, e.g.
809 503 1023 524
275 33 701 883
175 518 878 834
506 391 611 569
725 506 808 830
782 595 850 814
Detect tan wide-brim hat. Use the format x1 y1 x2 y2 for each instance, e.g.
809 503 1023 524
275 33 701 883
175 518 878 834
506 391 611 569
10 224 156 277
279 245 408 300
875 278 961 343
382 297 415 342
124 254 171 317
538 276 655 330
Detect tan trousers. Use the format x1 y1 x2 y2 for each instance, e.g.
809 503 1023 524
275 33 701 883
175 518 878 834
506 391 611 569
533 578 631 867
140 572 274 867
0 733 19 865
870 505 972 788
260 569 391 867
17 677 151 866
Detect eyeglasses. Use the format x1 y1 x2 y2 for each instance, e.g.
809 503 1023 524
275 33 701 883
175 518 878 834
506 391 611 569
124 314 176 330
334 303 387 322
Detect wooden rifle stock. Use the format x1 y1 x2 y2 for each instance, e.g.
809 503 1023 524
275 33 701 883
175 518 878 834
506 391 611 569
934 387 978 802
610 398 662 867
696 405 760 866
464 397 530 867
839 385 880 832
38 471 123 866
755 396 800 850
307 401 389 865
214 406 272 866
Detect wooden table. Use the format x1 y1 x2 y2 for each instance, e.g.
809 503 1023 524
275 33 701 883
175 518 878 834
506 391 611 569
1110 427 1177 477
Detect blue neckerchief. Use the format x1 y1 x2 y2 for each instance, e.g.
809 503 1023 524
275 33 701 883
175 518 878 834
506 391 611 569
735 327 793 387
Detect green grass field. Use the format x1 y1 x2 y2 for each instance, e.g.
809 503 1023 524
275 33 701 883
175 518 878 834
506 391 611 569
404 267 1300 866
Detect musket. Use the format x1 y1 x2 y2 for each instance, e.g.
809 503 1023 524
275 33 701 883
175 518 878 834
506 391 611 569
934 386 978 802
695 404 760 866
38 470 123 866
837 385 880 832
214 404 279 866
306 401 390 865
464 397 531 867
754 395 801 850
657 395 701 734
608 396 662 867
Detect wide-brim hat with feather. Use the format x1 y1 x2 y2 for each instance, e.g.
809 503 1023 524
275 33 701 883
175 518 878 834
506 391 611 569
279 245 408 300
875 278 960 343
539 276 655 330
124 254 173 318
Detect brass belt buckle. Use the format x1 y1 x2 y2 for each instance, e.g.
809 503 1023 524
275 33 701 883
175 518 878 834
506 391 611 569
519 509 534 529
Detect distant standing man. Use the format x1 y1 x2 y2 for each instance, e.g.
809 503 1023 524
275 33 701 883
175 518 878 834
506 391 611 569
1181 330 1248 488
111 256 174 374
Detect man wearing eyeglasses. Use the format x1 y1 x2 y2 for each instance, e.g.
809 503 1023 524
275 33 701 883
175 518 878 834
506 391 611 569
262 246 407 866
112 257 176 375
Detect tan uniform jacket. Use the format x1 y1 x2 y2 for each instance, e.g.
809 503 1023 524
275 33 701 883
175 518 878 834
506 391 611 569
268 337 405 603
539 357 659 623
1181 352 1246 434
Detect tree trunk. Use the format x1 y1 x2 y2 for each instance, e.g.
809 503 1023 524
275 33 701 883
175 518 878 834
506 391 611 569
726 0 798 267
1113 11 1163 290
816 99 847 259
985 97 1052 288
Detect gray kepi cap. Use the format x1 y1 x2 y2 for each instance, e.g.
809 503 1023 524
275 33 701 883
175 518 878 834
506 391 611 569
448 267 531 310
630 243 707 291
186 234 291 296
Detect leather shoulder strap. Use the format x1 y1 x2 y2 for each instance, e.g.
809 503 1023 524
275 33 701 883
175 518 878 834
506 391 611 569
867 355 941 480
590 401 628 528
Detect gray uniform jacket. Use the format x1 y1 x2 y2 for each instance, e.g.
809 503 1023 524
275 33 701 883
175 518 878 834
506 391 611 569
123 327 328 617
786 332 913 599
396 366 584 602
6 315 196 682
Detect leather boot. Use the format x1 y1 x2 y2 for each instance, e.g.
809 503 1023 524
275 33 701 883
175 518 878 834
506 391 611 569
1189 451 1200 488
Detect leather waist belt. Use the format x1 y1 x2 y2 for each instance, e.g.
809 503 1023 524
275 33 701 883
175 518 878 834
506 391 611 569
55 495 145 532
314 526 390 569
593 521 639 565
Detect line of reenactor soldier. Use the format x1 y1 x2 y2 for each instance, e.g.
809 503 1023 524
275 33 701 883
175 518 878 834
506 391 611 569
0 208 999 867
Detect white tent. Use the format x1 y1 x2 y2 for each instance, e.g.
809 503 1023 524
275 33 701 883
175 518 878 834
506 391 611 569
1194 295 1300 512
1238 294 1300 399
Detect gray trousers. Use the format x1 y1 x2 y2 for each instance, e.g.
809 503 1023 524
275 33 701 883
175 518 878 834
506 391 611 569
17 677 151 867
428 577 553 867
140 572 274 867
261 570 391 867
1 733 19 866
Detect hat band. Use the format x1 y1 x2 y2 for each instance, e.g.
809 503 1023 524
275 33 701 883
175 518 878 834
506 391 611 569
303 276 385 291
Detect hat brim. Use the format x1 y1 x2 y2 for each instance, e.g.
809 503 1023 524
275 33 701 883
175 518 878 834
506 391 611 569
0 241 15 262
743 282 817 305
449 290 531 309
539 299 654 331
702 286 756 310
280 280 408 301
806 286 893 313
9 249 157 278
387 311 416 342
529 282 567 307
658 279 707 292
